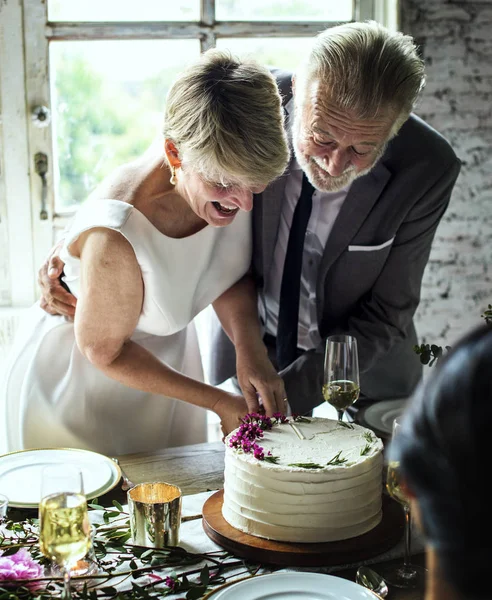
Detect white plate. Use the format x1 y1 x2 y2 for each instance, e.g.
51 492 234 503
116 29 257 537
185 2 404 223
0 448 121 508
361 399 408 435
210 572 379 599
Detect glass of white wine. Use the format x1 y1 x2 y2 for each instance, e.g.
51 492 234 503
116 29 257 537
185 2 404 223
322 334 360 421
39 466 91 600
384 416 426 588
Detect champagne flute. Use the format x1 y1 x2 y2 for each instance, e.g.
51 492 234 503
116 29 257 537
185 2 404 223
383 416 426 588
39 466 91 599
322 334 360 421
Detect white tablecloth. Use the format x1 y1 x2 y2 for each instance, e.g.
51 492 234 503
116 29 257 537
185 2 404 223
1 490 425 598
181 490 425 570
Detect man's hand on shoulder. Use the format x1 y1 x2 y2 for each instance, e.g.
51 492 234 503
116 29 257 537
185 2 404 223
38 240 77 318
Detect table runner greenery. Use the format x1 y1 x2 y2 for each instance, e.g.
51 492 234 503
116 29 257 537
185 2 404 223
0 500 260 600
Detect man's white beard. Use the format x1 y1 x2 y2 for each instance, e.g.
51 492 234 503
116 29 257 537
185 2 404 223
292 114 383 193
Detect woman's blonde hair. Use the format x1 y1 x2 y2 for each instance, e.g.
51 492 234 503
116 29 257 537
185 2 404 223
163 49 289 187
295 21 426 134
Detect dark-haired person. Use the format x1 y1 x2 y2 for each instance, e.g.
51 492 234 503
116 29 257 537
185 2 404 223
2 49 290 455
389 323 492 600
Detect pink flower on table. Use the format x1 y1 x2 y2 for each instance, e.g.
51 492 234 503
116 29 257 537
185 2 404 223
164 575 178 591
0 549 43 586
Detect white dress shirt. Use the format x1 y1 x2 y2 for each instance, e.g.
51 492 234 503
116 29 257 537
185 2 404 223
260 156 351 351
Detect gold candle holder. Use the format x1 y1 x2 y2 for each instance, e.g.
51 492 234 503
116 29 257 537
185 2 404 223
128 482 182 548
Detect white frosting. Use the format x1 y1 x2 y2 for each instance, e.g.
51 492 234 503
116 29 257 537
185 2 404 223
222 417 383 543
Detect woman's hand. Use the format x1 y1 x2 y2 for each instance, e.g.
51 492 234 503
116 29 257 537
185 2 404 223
212 392 249 438
236 345 287 417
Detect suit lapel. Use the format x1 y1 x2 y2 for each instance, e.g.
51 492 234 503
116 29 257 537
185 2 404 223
256 172 289 278
254 97 295 281
317 161 392 290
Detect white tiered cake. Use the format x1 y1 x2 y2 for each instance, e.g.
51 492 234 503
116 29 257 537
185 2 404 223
222 416 383 543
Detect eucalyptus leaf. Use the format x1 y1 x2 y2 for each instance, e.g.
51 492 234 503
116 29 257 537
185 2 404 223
100 587 118 594
200 564 210 585
186 586 207 600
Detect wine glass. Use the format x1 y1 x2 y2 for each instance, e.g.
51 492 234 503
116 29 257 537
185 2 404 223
322 334 360 421
39 466 91 599
383 416 426 588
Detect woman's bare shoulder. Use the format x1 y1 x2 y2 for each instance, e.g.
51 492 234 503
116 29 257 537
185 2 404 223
87 161 143 204
88 140 164 204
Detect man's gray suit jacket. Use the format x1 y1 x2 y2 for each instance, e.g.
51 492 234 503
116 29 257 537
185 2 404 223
207 82 461 415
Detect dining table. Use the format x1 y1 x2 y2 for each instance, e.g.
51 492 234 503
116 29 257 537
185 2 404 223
103 440 426 600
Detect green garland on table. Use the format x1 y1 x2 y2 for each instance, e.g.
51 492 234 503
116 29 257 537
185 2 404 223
414 302 492 366
0 500 260 600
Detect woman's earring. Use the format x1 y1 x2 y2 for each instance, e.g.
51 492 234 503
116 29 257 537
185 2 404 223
170 166 177 185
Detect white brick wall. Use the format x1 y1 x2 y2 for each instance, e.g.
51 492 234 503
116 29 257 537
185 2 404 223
401 0 492 348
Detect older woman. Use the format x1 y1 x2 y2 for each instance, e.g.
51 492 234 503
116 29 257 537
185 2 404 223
2 49 289 455
389 323 492 600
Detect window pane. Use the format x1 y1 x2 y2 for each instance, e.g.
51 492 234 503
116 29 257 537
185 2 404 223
48 0 199 22
216 38 314 71
216 0 352 21
49 40 200 209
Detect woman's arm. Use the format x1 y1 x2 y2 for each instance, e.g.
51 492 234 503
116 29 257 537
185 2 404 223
212 273 286 416
73 228 248 434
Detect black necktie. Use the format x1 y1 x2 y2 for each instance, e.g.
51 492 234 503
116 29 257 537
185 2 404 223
276 173 315 370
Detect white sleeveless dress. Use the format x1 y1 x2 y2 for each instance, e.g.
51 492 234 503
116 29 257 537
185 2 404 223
2 199 252 455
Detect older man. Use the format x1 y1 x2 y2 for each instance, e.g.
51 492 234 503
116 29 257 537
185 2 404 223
209 21 460 415
39 21 461 417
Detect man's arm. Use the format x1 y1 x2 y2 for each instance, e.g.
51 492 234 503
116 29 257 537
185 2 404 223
38 239 76 317
283 157 461 414
212 273 286 416
37 163 135 317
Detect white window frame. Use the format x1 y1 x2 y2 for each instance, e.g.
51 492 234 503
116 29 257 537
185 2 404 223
0 0 397 307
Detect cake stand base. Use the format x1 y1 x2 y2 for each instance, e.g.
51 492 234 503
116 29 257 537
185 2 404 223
202 490 404 567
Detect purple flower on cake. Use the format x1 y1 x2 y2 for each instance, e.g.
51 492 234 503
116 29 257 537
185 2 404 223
241 413 273 429
272 412 289 423
0 549 43 586
252 444 265 460
228 413 287 462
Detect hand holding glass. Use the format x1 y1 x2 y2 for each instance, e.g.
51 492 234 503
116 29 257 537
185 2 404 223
39 466 91 600
383 417 426 588
323 334 360 421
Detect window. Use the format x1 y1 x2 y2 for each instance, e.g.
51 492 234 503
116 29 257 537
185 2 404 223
0 0 396 306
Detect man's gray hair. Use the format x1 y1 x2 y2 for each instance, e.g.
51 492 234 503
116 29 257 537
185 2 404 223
296 21 426 133
164 49 289 187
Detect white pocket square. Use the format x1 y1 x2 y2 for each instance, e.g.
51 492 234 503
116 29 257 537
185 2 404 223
348 237 395 252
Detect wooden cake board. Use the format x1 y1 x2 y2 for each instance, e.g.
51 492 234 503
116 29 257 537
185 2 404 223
202 489 404 567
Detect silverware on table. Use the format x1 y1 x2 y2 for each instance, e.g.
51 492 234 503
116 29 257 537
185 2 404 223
111 457 135 491
356 566 389 598
181 514 202 523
